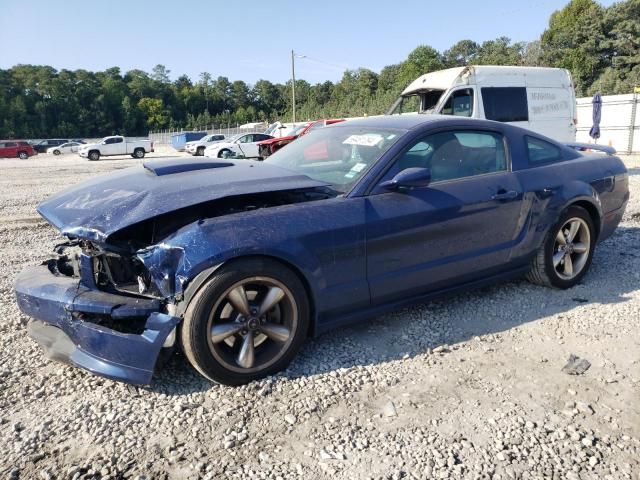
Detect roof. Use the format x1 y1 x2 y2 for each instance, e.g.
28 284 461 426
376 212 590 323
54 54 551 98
402 66 572 95
402 67 466 94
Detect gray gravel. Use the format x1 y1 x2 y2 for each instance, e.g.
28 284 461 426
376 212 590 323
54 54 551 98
1 153 639 479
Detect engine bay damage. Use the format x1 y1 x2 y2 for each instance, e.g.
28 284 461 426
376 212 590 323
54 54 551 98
54 187 337 302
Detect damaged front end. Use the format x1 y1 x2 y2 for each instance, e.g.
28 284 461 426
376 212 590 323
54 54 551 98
15 158 337 384
15 240 180 385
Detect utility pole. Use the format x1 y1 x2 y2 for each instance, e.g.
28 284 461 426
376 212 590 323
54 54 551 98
291 49 296 124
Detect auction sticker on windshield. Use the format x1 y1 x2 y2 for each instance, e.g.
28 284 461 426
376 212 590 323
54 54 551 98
343 134 384 147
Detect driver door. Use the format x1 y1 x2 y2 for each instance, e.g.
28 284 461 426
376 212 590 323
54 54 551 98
102 137 121 155
235 134 256 157
438 87 475 118
365 128 524 304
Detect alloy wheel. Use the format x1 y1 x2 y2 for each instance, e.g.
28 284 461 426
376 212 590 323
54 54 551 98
552 217 591 280
206 276 298 373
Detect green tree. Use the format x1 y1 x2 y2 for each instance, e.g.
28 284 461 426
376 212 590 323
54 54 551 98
138 97 168 130
540 0 607 95
397 45 444 89
443 40 479 67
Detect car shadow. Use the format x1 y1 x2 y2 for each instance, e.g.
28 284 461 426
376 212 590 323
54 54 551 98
148 225 639 395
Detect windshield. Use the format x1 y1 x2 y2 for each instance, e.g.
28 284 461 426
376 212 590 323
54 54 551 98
265 126 405 193
388 89 445 115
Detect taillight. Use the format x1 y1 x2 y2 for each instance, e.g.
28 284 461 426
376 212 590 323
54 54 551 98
573 117 577 126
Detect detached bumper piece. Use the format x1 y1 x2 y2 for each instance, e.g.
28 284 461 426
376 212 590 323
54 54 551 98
15 263 179 385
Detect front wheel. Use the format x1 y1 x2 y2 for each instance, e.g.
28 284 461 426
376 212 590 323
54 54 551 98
180 258 310 385
52 150 61 156
527 206 596 289
88 151 100 161
217 149 231 158
196 146 205 156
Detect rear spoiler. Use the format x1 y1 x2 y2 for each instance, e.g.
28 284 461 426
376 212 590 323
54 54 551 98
565 142 616 155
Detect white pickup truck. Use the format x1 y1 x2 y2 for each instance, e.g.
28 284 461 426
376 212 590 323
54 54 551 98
78 136 154 161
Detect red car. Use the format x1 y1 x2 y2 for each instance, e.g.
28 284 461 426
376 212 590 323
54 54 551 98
258 119 345 158
0 140 37 159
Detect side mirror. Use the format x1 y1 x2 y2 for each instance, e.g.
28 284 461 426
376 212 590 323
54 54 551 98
380 167 431 191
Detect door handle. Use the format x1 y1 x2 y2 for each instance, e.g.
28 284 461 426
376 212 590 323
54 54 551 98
491 190 518 201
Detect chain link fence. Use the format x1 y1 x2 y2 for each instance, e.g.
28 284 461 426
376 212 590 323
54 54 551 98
148 125 266 145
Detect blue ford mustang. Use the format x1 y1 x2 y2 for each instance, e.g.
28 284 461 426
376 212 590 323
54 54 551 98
15 115 629 385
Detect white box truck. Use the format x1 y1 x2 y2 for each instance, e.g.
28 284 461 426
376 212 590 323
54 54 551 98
388 66 577 142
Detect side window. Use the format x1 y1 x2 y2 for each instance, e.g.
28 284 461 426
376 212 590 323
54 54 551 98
392 130 506 183
104 138 114 144
526 136 562 164
112 137 123 144
481 87 528 122
5 142 17 147
238 135 251 143
440 89 473 117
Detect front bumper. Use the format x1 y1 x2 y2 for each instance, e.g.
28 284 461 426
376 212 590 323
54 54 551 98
15 263 179 385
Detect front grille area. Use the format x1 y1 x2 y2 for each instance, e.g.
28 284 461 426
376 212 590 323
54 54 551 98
93 252 160 298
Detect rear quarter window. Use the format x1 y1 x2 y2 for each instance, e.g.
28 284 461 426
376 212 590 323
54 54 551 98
481 87 529 122
526 136 563 165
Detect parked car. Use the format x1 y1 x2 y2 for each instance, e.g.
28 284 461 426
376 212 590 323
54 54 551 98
14 115 628 386
185 134 226 156
47 141 83 155
258 119 345 158
0 140 36 159
172 131 207 152
203 133 273 159
78 136 154 161
33 139 70 153
389 66 577 142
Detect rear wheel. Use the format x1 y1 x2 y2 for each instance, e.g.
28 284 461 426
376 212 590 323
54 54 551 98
527 206 595 289
181 258 310 385
18 151 29 160
133 148 145 159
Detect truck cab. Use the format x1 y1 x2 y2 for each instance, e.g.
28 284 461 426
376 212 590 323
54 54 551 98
388 66 577 142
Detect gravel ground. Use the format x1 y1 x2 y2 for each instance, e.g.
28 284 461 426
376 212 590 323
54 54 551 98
1 153 639 480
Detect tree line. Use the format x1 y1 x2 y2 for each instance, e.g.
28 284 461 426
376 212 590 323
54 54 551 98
0 0 637 139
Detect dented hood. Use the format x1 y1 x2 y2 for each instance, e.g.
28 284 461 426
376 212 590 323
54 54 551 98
38 158 328 242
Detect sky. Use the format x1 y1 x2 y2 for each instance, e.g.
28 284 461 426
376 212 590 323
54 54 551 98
0 0 617 85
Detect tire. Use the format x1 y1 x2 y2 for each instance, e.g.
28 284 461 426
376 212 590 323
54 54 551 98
526 206 596 289
196 146 205 156
218 149 231 159
88 150 100 161
180 257 310 385
133 148 145 159
53 150 61 156
18 151 29 160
